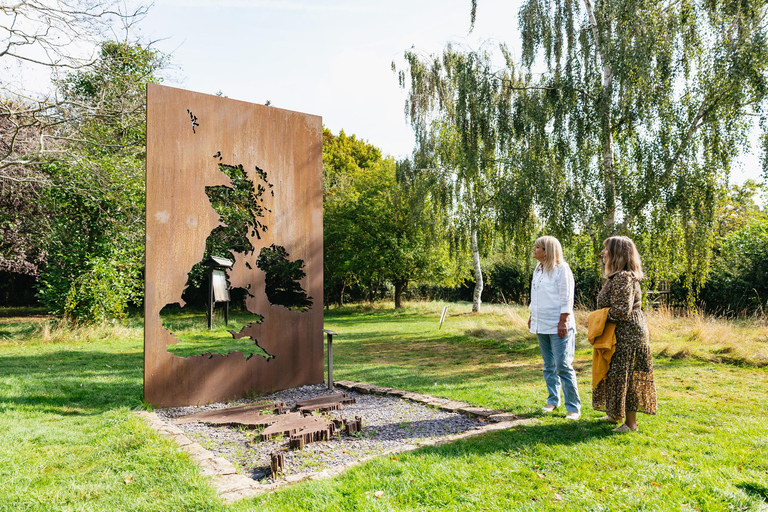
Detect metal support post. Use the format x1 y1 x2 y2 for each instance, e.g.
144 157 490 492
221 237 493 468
323 329 338 390
207 268 214 330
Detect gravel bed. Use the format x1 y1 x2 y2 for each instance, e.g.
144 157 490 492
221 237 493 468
155 385 486 482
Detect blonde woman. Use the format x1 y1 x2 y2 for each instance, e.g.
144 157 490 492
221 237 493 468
528 236 581 420
593 236 657 432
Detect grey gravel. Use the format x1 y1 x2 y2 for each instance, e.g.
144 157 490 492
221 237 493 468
155 385 486 482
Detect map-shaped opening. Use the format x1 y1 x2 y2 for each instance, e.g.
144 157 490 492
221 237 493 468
257 244 313 311
160 158 311 359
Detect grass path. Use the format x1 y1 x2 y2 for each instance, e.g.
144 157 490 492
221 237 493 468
0 303 766 511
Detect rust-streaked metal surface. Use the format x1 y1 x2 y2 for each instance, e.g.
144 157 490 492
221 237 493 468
144 83 323 407
295 394 356 414
173 402 287 425
260 414 329 441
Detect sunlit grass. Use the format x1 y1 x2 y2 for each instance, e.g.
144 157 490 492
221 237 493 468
160 309 270 358
0 302 766 510
378 301 768 367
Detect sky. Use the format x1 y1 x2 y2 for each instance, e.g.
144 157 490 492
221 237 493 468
133 0 517 159
131 0 763 186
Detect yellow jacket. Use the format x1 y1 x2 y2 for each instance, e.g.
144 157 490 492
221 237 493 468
587 308 616 389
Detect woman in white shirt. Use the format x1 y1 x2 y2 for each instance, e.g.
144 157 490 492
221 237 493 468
528 236 581 420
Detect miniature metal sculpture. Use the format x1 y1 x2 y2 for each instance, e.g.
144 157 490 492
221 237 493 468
295 393 355 414
270 452 285 475
173 402 287 425
171 393 361 451
144 84 323 406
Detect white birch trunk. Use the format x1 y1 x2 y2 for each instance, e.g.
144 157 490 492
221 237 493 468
471 227 483 313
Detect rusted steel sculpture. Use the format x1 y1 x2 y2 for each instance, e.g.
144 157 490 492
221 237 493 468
289 423 334 449
144 84 323 406
270 452 285 475
295 394 356 414
171 393 362 451
260 414 329 441
345 416 363 435
173 402 287 426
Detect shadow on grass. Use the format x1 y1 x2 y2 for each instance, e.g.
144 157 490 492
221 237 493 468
329 328 546 391
0 307 49 318
338 360 544 392
326 309 439 326
332 327 543 357
737 482 768 502
0 322 40 340
404 415 616 462
0 349 144 414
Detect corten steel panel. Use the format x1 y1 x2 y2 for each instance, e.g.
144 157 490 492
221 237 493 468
144 83 323 407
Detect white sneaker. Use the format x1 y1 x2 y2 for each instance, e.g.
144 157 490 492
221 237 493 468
541 405 557 413
565 412 581 421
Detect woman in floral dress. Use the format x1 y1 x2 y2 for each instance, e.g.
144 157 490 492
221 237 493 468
593 236 657 432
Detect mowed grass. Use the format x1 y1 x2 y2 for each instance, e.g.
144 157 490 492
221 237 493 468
0 302 766 511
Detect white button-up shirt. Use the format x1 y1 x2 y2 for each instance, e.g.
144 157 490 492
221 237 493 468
529 262 575 334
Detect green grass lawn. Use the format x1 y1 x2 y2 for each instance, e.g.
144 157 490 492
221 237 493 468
0 302 766 511
160 308 270 359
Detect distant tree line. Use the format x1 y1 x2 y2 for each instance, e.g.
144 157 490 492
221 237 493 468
321 127 767 315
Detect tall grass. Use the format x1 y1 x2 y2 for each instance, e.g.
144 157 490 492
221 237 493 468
647 306 768 366
377 301 768 367
0 316 144 345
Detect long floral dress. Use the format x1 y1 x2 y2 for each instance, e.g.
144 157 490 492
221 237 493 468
592 270 657 418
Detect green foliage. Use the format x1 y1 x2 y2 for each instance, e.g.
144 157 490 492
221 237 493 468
483 259 532 304
205 163 263 255
701 215 768 313
32 41 166 322
323 128 451 307
257 244 312 311
398 44 537 311
63 255 142 323
56 40 166 152
513 0 768 296
323 127 382 192
715 180 766 238
323 128 388 304
35 157 145 318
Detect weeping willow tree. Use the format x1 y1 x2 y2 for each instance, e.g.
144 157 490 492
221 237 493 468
397 45 536 312
471 0 768 296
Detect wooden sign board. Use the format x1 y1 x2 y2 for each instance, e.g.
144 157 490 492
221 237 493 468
211 270 229 302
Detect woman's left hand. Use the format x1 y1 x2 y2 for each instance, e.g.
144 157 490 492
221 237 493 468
557 313 570 338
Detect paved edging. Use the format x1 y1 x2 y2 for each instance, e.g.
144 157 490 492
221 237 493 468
135 384 537 503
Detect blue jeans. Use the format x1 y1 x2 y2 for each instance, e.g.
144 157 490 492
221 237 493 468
537 329 581 413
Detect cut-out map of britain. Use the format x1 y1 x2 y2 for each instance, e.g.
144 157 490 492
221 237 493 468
160 152 312 360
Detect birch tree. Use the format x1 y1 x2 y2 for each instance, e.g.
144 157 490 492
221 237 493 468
398 45 535 312
473 0 768 292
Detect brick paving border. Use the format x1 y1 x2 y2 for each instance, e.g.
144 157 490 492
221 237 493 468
136 382 537 503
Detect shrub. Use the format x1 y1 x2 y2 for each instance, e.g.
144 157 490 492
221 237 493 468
700 217 768 314
484 260 531 304
61 256 142 323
